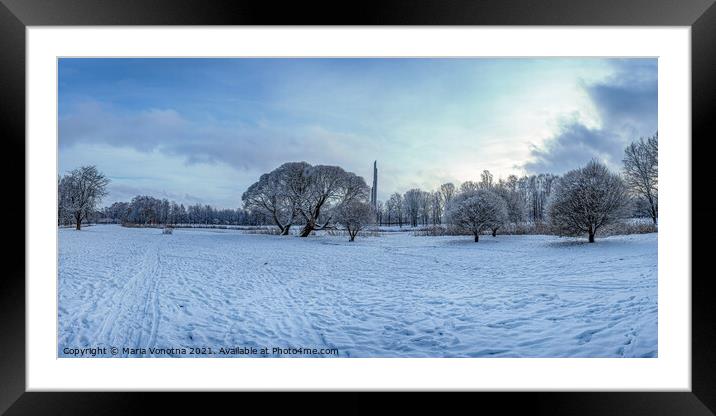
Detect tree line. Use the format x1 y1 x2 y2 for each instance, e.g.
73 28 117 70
437 133 657 243
376 171 558 229
101 196 265 227
58 171 268 229
59 133 657 243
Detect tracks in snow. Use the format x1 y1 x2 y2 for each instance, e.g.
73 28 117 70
59 228 658 358
94 236 164 357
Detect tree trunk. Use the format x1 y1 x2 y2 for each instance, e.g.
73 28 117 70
474 233 479 242
492 229 497 237
648 198 657 225
299 221 314 237
281 224 291 236
75 213 82 230
588 232 595 243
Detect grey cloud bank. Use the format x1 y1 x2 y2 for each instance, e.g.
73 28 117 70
524 59 657 174
60 101 376 175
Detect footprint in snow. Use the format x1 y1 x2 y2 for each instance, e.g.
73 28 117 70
576 327 604 344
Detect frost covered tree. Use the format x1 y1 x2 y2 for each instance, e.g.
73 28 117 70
58 176 74 226
430 191 443 225
445 189 508 242
495 176 525 226
439 182 456 208
623 133 658 224
459 181 480 194
242 162 310 235
160 199 170 224
58 165 110 230
387 193 403 227
128 195 163 224
480 170 494 189
297 165 368 237
403 189 423 227
488 193 509 237
547 160 629 243
168 202 181 224
100 195 256 227
375 200 384 226
334 199 375 241
104 201 130 224
419 190 432 225
515 173 558 224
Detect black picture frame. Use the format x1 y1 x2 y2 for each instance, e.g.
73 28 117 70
1 0 713 414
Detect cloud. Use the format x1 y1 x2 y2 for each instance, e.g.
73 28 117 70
524 59 657 174
60 102 188 153
60 58 656 204
587 59 657 136
524 123 624 173
59 100 377 175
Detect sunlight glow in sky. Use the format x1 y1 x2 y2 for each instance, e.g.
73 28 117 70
59 58 657 208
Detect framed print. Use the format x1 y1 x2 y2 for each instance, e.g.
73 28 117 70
2 0 715 414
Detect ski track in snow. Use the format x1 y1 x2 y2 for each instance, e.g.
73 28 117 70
58 225 658 358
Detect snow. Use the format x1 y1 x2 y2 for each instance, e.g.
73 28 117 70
58 225 657 358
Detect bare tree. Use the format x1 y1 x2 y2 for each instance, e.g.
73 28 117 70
439 182 456 209
495 177 525 226
547 160 629 243
58 175 73 226
334 199 375 241
419 190 432 225
519 173 558 224
430 191 443 225
403 188 422 227
375 200 384 226
480 170 494 189
59 165 110 230
387 193 403 227
459 181 480 194
623 133 658 224
445 189 508 242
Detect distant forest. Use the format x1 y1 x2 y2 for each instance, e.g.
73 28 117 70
60 134 657 231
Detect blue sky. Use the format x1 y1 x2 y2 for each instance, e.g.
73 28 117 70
59 58 657 208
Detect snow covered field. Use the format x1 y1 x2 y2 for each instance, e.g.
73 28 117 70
58 225 657 358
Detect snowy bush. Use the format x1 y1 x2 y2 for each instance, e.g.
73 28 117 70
162 226 173 235
600 219 658 236
503 222 552 235
325 229 381 238
547 160 629 243
444 189 508 242
412 225 471 237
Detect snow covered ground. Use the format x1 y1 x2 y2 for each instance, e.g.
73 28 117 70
58 225 657 358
